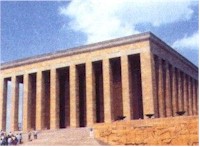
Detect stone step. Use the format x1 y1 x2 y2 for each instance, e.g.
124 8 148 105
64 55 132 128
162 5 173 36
20 127 105 146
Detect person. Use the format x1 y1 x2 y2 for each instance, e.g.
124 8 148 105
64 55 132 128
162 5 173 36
19 133 22 144
0 138 2 145
33 130 38 139
0 131 5 138
16 133 20 144
0 134 4 140
9 132 12 136
1 135 7 145
13 135 18 145
7 136 12 146
89 128 94 138
28 131 32 141
4 135 8 145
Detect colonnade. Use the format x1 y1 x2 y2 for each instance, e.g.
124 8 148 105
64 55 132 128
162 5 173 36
0 52 198 132
154 55 198 118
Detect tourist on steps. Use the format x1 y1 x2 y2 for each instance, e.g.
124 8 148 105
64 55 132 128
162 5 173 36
16 134 20 144
0 139 2 145
7 136 12 145
33 130 38 139
19 133 22 144
28 131 32 141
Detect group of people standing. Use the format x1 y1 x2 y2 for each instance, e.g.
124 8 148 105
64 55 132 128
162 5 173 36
28 130 38 141
0 130 22 145
0 129 38 146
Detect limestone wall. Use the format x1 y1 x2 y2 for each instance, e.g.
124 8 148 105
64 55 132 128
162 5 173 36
93 116 198 145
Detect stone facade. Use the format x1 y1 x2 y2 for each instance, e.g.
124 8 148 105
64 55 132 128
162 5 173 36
0 32 198 132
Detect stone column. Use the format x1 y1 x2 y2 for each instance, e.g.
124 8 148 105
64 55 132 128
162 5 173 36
186 76 190 115
190 77 194 115
0 78 7 131
157 58 165 117
195 80 199 115
121 56 131 120
36 71 43 130
165 63 172 117
140 52 156 118
23 74 30 132
172 68 178 116
154 56 159 118
10 76 19 131
177 70 184 112
192 79 197 115
86 62 96 126
103 59 112 122
183 74 188 115
50 68 59 129
188 77 192 115
172 66 177 116
70 65 79 127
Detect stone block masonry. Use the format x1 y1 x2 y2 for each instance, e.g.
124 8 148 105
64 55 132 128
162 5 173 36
93 116 198 145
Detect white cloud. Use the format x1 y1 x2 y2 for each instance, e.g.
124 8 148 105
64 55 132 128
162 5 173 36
59 0 195 44
172 32 199 50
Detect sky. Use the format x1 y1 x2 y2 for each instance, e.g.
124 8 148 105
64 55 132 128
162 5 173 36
1 0 199 66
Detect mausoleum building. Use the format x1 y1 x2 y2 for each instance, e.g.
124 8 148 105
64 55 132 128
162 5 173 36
0 32 198 132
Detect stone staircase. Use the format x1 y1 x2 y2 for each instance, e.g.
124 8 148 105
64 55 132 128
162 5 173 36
20 127 107 146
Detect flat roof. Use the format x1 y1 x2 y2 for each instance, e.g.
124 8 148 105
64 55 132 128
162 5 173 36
0 32 198 71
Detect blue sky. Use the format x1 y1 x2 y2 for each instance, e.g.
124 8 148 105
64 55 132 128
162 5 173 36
1 0 199 66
